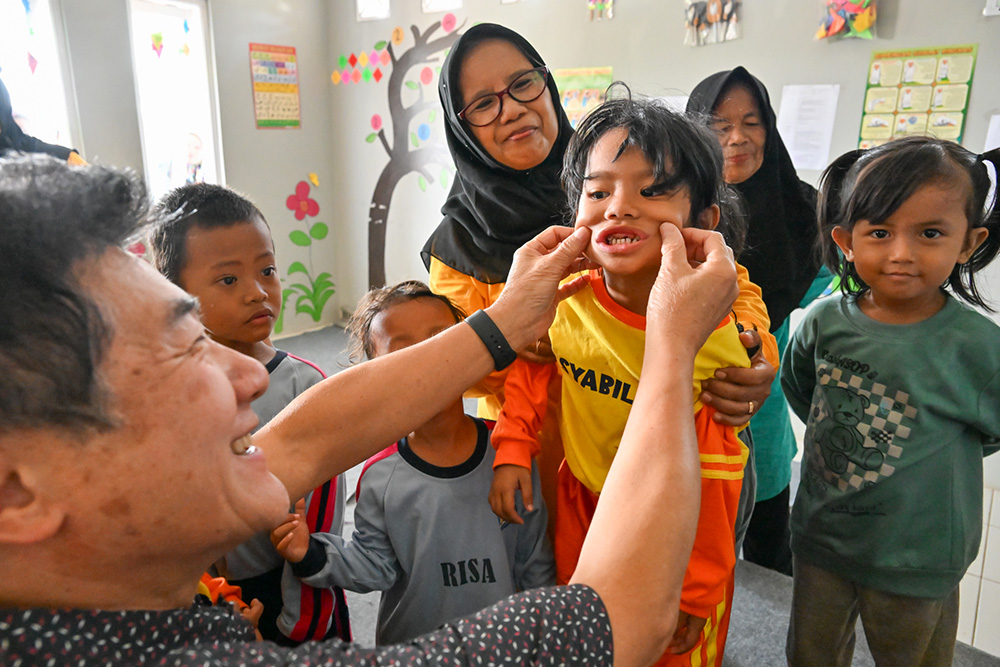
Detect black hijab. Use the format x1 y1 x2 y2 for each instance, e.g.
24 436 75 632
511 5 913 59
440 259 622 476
0 74 74 160
420 24 574 284
687 67 820 330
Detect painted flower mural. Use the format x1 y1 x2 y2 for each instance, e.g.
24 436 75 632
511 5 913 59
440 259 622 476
286 181 320 220
273 178 336 334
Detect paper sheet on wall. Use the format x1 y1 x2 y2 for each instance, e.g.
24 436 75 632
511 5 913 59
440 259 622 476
776 84 840 171
249 43 301 129
357 0 390 20
985 115 1000 151
422 0 462 11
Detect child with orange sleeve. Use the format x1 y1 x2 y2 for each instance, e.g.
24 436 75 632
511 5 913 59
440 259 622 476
490 94 756 667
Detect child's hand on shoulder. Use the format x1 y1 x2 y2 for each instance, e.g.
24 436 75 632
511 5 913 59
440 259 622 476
489 464 534 525
668 610 707 654
270 498 311 563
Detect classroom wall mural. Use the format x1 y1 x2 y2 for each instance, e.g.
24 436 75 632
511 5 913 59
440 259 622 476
358 15 462 288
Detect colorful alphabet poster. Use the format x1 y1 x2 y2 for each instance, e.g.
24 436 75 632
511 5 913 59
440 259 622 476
249 43 301 129
553 67 614 129
858 44 977 149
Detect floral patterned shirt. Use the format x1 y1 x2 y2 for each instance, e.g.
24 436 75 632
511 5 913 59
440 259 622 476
1 584 611 666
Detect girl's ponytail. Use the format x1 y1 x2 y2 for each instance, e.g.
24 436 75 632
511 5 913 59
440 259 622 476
958 148 1000 310
816 149 865 290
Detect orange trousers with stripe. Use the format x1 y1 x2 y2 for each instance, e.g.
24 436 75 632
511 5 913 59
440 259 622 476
554 461 735 667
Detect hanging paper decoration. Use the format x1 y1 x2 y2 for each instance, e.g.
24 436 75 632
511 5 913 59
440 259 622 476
27 52 38 74
817 0 876 40
684 0 740 46
151 32 164 57
588 0 614 20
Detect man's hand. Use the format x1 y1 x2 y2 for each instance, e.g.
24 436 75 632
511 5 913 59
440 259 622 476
488 226 594 352
488 464 534 524
270 498 310 563
646 225 739 356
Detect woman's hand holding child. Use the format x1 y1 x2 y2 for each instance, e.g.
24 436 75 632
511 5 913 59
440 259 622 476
701 330 775 427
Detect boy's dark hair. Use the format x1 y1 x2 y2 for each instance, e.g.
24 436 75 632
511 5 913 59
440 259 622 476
347 281 466 363
148 183 267 285
818 136 1000 310
0 155 147 433
562 86 746 255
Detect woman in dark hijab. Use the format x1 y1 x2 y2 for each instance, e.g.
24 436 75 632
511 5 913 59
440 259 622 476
423 25 776 425
688 67 831 575
421 24 573 294
0 73 82 163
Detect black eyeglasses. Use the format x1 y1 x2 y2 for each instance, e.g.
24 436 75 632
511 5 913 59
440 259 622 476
458 67 550 127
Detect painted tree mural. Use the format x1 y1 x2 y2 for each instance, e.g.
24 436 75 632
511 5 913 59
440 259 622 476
365 16 462 288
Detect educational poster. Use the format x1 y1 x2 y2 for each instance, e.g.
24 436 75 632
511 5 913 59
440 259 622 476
249 43 301 129
553 67 614 129
858 44 977 149
685 0 741 47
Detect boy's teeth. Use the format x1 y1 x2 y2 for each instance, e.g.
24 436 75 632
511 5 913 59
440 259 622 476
608 235 638 245
231 434 256 456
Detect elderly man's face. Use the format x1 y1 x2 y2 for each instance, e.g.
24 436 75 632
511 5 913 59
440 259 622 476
65 249 289 565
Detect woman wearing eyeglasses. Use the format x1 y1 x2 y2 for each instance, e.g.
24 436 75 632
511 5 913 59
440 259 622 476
421 24 571 417
420 25 576 531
